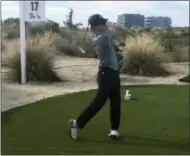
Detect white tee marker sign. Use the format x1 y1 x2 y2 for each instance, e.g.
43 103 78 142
24 1 45 22
19 1 46 84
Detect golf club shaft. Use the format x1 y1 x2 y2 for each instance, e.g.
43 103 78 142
83 24 89 41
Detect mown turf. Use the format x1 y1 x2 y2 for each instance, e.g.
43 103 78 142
1 85 189 155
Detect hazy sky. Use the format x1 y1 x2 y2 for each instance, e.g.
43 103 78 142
1 1 189 27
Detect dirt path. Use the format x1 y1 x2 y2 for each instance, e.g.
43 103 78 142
1 56 189 112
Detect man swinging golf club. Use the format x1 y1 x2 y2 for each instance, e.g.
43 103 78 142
69 14 122 140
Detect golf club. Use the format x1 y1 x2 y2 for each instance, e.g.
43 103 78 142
78 46 86 53
83 24 89 41
79 23 125 54
75 24 90 54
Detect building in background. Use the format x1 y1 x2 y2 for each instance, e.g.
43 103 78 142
106 21 124 31
145 16 172 28
117 14 145 28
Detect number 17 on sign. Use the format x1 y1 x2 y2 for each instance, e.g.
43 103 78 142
19 1 45 84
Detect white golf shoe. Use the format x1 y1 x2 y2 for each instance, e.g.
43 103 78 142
108 130 120 140
68 119 78 140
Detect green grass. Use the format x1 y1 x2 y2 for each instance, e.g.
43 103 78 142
1 85 189 155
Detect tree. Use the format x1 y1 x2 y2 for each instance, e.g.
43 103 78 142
63 8 82 29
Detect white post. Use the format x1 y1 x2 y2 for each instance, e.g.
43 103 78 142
0 1 2 55
19 1 46 84
19 1 26 84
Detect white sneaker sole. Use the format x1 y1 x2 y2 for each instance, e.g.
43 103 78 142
68 120 77 140
108 131 120 140
109 134 119 140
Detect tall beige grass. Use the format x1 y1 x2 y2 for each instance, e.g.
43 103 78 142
2 39 6 51
122 33 171 76
171 46 189 62
59 29 96 58
3 32 61 83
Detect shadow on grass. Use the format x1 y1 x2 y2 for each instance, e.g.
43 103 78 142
179 74 190 83
1 106 23 130
129 97 137 100
78 135 190 152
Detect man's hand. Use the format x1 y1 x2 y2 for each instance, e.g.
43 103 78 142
114 45 120 52
118 42 125 47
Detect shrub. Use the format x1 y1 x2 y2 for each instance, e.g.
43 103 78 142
27 22 60 36
54 37 82 57
4 34 61 83
3 25 20 39
2 39 18 66
3 18 19 25
5 29 19 39
115 28 135 40
2 19 20 39
59 29 96 58
52 30 81 56
72 31 96 58
27 25 46 36
153 28 189 53
122 33 171 76
45 22 60 33
28 31 63 54
171 46 189 62
2 40 5 51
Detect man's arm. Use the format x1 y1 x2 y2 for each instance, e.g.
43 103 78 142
94 35 112 56
109 30 125 52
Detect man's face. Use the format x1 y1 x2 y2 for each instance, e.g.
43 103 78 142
87 23 109 39
106 22 115 32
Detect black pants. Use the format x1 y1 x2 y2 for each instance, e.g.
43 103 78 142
76 66 121 130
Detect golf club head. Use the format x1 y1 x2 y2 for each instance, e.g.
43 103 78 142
78 46 86 54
